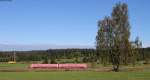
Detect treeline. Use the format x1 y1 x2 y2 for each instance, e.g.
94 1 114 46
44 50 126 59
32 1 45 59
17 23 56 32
0 48 96 63
0 48 150 64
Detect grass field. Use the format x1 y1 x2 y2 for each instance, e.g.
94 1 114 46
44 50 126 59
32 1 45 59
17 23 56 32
0 63 150 80
0 71 150 80
0 63 28 69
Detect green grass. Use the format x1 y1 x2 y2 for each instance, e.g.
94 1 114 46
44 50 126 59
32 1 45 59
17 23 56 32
0 63 28 69
0 71 150 80
0 63 150 80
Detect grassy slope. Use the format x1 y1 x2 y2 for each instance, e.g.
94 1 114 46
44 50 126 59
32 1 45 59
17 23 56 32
0 71 150 80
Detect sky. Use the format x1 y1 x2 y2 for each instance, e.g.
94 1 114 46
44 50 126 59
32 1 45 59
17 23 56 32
0 0 150 50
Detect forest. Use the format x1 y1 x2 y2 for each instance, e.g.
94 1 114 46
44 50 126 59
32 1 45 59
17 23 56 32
0 48 149 65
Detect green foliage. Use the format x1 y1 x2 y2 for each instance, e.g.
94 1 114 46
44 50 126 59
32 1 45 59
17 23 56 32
50 58 57 64
0 47 150 65
0 49 96 63
96 2 132 71
42 57 49 64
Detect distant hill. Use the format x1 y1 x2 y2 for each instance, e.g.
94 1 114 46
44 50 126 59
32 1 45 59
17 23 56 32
0 44 94 51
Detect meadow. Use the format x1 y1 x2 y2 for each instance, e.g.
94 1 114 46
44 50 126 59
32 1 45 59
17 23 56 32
0 63 150 80
0 71 150 80
0 63 28 69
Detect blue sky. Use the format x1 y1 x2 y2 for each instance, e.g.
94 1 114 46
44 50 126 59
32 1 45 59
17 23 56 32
0 0 150 50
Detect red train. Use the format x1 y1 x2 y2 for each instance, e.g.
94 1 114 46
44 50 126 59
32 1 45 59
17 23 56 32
30 64 87 69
